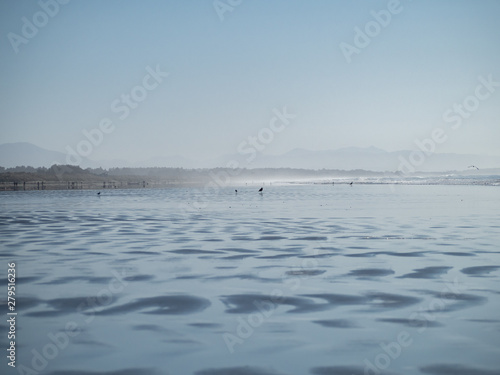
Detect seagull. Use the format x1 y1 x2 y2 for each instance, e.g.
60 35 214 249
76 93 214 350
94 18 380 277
258 187 263 192
468 165 479 170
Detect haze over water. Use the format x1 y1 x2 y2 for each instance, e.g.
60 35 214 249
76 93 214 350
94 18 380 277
1 183 499 375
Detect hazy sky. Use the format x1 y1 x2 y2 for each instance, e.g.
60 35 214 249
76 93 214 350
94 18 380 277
1 0 499 165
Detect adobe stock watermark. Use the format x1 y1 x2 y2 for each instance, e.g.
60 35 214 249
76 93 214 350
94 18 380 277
236 107 296 164
16 269 128 375
64 64 169 166
213 0 242 22
363 277 467 375
180 106 296 214
339 0 408 64
398 74 499 175
223 243 321 353
222 291 284 354
7 0 71 54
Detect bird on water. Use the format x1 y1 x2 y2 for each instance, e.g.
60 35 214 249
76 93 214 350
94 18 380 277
258 187 263 192
97 192 101 195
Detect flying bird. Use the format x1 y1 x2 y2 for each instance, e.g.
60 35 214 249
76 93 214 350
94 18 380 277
468 165 479 170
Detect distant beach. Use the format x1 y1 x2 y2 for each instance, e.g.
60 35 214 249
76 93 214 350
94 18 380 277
1 165 499 191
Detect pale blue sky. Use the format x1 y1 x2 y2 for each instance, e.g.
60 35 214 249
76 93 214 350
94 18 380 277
1 0 499 164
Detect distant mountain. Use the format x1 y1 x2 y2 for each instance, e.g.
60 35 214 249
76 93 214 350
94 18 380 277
131 155 198 169
1 143 500 172
215 147 500 172
78 155 199 169
0 142 69 168
0 143 196 169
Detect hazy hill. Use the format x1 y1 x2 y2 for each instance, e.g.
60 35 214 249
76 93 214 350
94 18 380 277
0 143 196 169
214 147 500 172
0 142 68 168
1 143 500 172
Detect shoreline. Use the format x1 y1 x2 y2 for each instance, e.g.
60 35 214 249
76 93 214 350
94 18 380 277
1 165 499 191
2 179 499 192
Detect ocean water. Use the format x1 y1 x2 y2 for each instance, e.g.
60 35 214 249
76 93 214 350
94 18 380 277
1 184 499 375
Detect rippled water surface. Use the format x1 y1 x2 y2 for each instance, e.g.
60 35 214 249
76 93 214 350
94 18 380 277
1 185 499 375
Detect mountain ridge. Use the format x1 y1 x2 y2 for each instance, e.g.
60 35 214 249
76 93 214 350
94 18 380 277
1 142 500 172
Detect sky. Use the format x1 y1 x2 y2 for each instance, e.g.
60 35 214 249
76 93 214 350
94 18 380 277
1 0 499 166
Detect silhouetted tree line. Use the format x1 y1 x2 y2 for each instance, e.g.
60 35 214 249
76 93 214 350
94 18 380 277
0 164 389 184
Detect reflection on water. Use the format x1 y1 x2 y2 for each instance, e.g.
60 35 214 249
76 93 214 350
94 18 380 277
0 185 499 375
